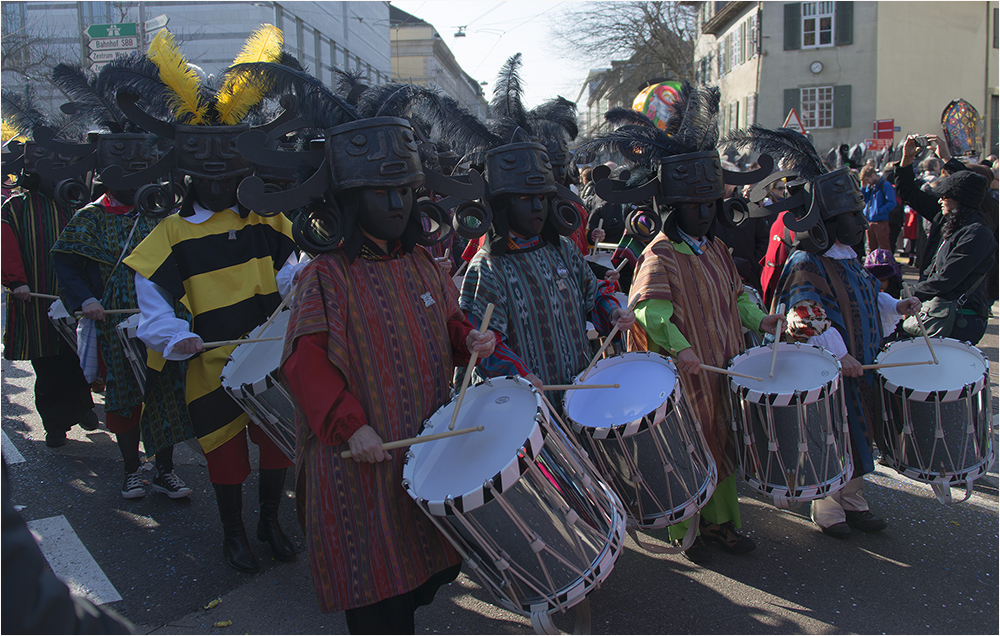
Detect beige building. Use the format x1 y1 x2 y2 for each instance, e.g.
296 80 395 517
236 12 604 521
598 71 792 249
688 1 998 158
388 5 488 121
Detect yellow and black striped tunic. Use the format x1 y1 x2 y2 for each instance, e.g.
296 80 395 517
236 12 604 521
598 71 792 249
124 208 295 453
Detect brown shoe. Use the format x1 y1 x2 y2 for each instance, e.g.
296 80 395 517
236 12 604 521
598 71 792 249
699 519 756 554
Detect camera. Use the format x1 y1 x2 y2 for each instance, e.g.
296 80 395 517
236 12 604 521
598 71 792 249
913 135 929 148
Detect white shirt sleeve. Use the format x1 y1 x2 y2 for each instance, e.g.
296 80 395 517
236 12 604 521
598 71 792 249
275 252 306 299
877 291 903 334
134 272 199 360
807 328 848 360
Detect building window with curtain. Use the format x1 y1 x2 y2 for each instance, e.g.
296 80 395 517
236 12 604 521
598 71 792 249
802 1 835 48
801 86 834 128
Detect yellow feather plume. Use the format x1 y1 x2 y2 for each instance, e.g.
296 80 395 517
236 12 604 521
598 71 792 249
147 29 208 125
2 117 28 143
215 24 283 125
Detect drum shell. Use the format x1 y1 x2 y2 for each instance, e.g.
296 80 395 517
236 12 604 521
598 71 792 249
403 377 626 618
219 311 295 461
874 337 994 488
728 343 853 507
563 352 717 529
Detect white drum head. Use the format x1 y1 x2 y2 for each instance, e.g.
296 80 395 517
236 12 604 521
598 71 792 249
565 352 677 431
220 310 290 396
729 343 841 403
877 337 988 395
47 299 71 320
404 377 544 512
116 312 141 337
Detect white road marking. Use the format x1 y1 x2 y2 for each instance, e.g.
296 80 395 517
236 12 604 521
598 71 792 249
25 515 122 605
1 428 25 464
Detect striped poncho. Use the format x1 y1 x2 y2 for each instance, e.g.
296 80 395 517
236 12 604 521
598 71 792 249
628 233 764 480
1 191 77 360
281 247 462 613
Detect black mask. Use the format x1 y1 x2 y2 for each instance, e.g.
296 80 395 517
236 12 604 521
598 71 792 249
352 186 414 242
828 210 868 246
675 200 717 238
506 193 548 239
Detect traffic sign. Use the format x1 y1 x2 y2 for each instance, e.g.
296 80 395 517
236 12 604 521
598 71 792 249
782 108 807 134
90 62 110 73
145 28 165 44
86 22 137 39
89 49 133 63
865 139 893 151
144 14 169 31
88 37 139 51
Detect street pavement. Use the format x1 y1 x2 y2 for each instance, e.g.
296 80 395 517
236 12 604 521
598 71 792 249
2 294 997 635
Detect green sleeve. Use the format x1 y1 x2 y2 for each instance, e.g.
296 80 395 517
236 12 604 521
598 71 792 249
634 298 692 355
738 288 767 334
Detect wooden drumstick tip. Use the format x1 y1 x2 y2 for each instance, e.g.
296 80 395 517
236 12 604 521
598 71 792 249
449 303 495 430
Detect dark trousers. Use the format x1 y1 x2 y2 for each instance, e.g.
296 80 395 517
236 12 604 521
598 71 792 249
30 352 93 435
343 564 461 635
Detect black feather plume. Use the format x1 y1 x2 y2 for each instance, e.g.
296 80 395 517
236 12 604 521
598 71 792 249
723 124 827 180
434 94 501 164
489 53 528 138
225 62 358 129
528 96 578 141
674 84 720 152
662 81 694 137
355 82 439 119
51 63 123 131
577 125 687 167
1 86 50 136
604 106 656 129
95 54 172 123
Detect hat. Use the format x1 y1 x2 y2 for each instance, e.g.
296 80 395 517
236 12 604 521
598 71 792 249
863 248 900 280
931 170 988 208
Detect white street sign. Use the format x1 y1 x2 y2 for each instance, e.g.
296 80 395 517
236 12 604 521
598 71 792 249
89 36 139 51
144 14 169 31
89 49 133 63
144 28 165 44
90 62 110 73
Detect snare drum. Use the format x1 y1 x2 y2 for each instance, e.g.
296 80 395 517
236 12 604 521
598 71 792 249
728 343 853 508
875 337 994 504
219 311 295 461
403 376 626 632
47 299 78 353
562 352 717 531
115 313 147 393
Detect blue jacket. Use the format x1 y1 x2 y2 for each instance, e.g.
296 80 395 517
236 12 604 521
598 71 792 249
862 178 896 223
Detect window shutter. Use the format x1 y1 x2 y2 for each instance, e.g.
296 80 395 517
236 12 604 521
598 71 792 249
834 1 853 46
833 84 852 128
784 3 801 50
784 88 800 120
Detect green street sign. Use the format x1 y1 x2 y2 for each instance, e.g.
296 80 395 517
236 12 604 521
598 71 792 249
86 23 138 39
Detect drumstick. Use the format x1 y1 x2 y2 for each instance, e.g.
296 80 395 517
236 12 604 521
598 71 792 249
614 259 629 273
202 336 284 348
449 303 495 430
73 308 139 316
542 383 620 391
902 283 938 365
2 290 61 300
580 297 638 381
257 292 293 339
339 425 485 459
590 219 604 257
699 364 764 382
769 303 785 378
860 360 935 371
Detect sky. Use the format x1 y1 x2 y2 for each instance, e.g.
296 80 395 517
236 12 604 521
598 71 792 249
390 1 602 109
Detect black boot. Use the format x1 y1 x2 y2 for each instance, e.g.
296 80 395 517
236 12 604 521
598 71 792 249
213 483 259 573
256 468 296 562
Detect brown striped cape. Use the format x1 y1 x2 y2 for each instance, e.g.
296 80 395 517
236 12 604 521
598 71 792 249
628 233 746 480
281 248 461 614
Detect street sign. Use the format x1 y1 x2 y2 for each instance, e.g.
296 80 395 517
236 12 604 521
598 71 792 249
86 22 137 39
88 37 139 51
865 139 893 151
145 28 165 44
89 49 133 63
90 61 110 73
782 108 807 134
873 119 894 140
144 14 169 31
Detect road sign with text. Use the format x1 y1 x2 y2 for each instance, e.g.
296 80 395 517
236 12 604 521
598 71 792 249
86 23 137 39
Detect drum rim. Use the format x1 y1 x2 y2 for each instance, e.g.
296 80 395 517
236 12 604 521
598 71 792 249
563 351 679 435
876 337 989 401
220 310 291 398
402 376 548 514
729 342 842 406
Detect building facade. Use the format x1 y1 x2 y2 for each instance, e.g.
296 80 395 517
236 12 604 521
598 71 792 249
689 1 998 158
388 5 488 122
2 1 392 114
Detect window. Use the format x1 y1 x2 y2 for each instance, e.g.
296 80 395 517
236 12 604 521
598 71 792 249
802 1 835 48
728 101 740 131
801 86 834 129
994 7 998 49
717 42 725 76
748 13 759 58
731 30 741 69
745 93 757 126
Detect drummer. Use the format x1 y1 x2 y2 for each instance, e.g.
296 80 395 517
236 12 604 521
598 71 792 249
585 85 782 564
51 121 193 501
771 138 920 540
270 113 495 629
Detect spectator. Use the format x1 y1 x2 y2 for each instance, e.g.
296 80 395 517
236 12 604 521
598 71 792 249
860 165 896 253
